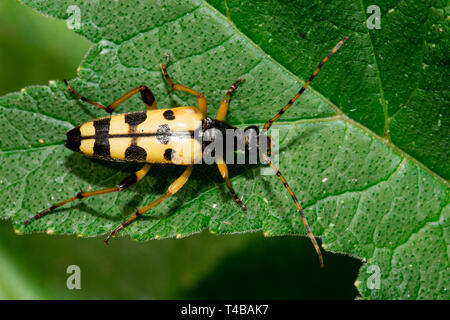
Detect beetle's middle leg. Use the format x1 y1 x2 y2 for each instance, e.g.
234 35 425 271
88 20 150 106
23 164 152 225
64 80 157 113
216 78 242 121
105 165 194 243
160 55 207 116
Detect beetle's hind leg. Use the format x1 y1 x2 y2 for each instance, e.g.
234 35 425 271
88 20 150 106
24 165 152 226
64 80 157 113
105 165 194 243
160 55 207 116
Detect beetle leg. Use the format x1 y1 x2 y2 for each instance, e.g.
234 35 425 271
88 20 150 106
64 80 157 113
105 165 194 243
105 85 157 112
216 77 242 121
216 157 247 211
23 165 152 226
160 55 207 117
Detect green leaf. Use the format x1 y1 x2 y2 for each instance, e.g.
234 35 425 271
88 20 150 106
209 0 450 179
0 0 448 299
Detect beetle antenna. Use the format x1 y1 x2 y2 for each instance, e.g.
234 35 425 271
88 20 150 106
264 37 348 131
261 153 324 267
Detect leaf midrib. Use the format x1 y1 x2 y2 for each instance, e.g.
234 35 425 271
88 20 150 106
2 116 444 226
359 0 389 139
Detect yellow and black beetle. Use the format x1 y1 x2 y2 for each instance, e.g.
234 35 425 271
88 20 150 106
24 38 348 267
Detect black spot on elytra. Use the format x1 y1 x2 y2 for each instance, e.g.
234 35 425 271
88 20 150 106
93 142 111 159
125 112 147 128
125 145 147 161
164 148 175 161
163 110 175 120
93 118 111 158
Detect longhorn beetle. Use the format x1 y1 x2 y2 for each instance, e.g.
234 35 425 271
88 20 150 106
24 37 348 267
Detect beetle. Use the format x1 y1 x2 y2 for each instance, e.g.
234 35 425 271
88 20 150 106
24 37 348 267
